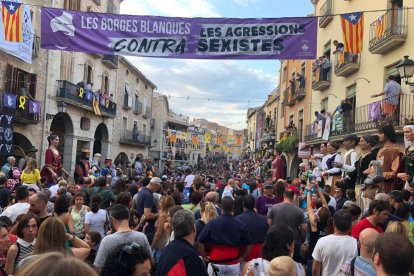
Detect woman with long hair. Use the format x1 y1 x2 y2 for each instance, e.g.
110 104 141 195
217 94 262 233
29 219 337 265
242 224 305 276
305 181 333 275
84 194 107 238
54 194 75 236
195 201 218 241
15 252 97 276
5 214 40 274
115 192 133 210
40 134 68 187
151 195 175 262
20 159 41 191
33 217 90 260
70 192 90 239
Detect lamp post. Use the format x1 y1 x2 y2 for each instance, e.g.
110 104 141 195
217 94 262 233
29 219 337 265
396 56 414 85
57 101 67 113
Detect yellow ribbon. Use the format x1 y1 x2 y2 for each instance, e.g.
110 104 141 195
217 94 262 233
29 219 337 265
18 96 26 110
79 88 84 98
106 99 109 108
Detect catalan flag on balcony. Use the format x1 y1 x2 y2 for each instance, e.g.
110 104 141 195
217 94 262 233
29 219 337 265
236 134 242 145
340 12 364 54
1 1 22 42
375 14 385 39
92 94 101 116
191 134 198 145
169 131 177 144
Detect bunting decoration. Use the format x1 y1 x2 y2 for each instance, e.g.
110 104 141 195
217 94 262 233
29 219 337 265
203 133 211 143
340 12 364 54
375 14 385 39
170 131 177 144
191 134 198 145
28 100 40 114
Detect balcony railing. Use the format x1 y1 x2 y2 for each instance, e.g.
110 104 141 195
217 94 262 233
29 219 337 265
56 80 116 118
32 34 40 59
369 8 408 54
304 94 414 142
0 92 41 124
312 63 332 91
283 86 294 106
134 101 143 114
319 0 333 28
334 52 360 77
120 130 151 146
102 55 118 69
292 81 306 101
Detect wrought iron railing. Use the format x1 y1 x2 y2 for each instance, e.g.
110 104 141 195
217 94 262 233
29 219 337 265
369 8 408 50
319 0 333 26
120 130 151 146
0 92 41 124
56 80 116 117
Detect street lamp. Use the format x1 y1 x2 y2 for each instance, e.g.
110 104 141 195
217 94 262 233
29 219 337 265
57 101 67 113
397 56 414 85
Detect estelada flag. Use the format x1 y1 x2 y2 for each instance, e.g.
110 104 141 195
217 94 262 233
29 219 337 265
170 131 177 144
216 134 223 145
92 94 101 116
340 12 364 54
2 1 22 42
191 134 198 145
375 14 385 39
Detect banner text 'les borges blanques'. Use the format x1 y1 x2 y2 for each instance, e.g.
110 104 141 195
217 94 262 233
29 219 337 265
41 7 317 60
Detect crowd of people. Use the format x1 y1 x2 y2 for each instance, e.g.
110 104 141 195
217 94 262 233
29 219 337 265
0 125 411 275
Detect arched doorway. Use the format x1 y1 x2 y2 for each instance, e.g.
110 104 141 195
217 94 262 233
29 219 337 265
93 123 109 159
50 112 74 174
115 152 129 172
290 155 303 179
0 132 34 168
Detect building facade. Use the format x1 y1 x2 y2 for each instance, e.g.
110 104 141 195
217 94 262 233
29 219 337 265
307 0 413 152
150 92 169 171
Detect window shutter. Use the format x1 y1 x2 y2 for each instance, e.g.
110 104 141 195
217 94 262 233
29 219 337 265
5 64 13 92
29 74 37 99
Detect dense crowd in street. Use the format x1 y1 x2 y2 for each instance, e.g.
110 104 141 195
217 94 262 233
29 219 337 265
0 125 411 275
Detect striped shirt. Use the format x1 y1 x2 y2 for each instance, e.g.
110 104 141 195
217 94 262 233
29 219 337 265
15 238 35 267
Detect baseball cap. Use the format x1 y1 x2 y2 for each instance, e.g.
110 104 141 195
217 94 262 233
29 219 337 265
264 182 273 188
150 177 162 185
162 175 168 180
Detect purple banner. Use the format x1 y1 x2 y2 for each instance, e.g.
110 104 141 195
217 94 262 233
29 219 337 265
369 101 381 121
41 8 317 60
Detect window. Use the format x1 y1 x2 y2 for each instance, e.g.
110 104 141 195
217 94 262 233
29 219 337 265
101 74 109 93
289 115 294 126
143 124 147 135
321 97 328 111
283 66 287 83
298 110 304 142
64 0 80 10
301 62 306 76
281 102 285 117
83 64 94 85
124 83 132 108
323 40 331 60
122 117 127 131
107 0 117 13
5 64 37 98
273 107 277 133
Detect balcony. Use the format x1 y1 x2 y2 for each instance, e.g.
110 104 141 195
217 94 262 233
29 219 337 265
56 80 117 118
334 53 360 77
304 123 320 142
369 8 408 54
283 87 295 106
292 87 306 101
319 0 333 28
102 55 118 69
0 92 41 124
134 101 143 114
312 64 331 91
32 34 40 59
120 130 151 146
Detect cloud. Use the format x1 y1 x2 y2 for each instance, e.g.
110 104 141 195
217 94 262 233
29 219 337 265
120 0 220 17
231 0 262 7
127 57 276 130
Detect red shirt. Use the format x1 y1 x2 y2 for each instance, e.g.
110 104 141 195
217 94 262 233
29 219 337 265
287 185 300 195
351 218 383 240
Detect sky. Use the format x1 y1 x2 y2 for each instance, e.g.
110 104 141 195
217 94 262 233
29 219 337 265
120 0 314 130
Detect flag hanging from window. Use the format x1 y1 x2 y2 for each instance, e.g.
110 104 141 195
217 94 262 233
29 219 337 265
216 134 223 145
92 94 101 116
236 134 242 145
375 14 385 39
2 1 22 42
340 12 364 54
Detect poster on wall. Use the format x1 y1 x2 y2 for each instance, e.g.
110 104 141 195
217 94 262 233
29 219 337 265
41 7 317 60
0 114 13 156
298 142 311 159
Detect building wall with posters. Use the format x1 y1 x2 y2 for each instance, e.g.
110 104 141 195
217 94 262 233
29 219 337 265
110 57 157 170
308 0 414 152
0 0 46 166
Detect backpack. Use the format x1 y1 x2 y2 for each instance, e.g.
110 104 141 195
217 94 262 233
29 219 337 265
244 258 269 276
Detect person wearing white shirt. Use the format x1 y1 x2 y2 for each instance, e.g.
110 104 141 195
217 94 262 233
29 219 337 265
321 141 342 193
312 209 358 276
334 135 359 193
2 186 30 223
183 168 195 204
